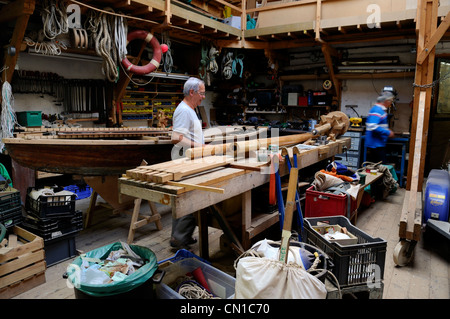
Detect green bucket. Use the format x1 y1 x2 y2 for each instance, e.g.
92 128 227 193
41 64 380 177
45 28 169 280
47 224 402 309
66 242 159 298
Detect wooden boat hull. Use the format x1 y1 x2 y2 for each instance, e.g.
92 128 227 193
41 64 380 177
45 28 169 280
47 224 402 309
3 139 174 176
3 125 269 176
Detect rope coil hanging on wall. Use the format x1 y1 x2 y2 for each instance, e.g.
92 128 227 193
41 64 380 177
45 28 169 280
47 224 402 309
1 67 17 153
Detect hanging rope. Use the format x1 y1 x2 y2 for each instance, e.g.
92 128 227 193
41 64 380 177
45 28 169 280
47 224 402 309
88 8 120 82
232 53 244 78
161 31 173 73
222 51 233 80
207 46 219 74
41 0 69 40
114 13 128 61
198 41 209 80
1 77 17 153
24 37 67 56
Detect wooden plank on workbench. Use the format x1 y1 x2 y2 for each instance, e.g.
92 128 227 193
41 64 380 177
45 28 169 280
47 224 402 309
179 167 246 187
119 177 184 195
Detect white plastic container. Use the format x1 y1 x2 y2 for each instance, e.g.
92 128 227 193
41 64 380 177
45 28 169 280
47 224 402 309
156 258 236 299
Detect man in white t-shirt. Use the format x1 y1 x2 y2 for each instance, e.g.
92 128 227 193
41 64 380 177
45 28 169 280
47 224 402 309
171 77 206 148
170 77 206 250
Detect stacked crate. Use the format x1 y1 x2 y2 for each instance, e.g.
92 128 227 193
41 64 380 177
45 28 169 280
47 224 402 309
23 188 83 266
0 226 46 299
0 188 23 229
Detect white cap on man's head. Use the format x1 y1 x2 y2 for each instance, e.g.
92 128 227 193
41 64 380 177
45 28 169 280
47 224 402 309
377 91 395 103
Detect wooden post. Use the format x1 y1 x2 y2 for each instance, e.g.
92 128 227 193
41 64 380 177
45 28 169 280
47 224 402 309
406 0 439 192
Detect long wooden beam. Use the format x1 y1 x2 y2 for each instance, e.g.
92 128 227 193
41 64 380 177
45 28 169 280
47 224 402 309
406 0 438 192
1 0 35 84
401 0 439 242
321 43 341 105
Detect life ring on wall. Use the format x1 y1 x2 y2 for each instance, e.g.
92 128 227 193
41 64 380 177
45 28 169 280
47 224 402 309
121 30 162 75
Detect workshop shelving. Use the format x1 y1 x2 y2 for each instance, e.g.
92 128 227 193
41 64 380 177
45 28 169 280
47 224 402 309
123 78 184 126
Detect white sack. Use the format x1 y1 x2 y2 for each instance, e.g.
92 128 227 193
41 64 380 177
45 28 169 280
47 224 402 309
235 256 327 299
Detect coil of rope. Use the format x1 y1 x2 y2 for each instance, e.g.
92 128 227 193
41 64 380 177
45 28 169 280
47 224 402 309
41 0 69 40
221 51 233 80
176 280 220 299
207 46 219 74
88 8 120 82
24 37 67 56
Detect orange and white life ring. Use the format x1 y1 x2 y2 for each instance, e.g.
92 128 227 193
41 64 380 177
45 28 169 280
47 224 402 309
121 30 162 75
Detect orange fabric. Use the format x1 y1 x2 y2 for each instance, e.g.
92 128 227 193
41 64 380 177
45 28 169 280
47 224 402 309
320 168 354 182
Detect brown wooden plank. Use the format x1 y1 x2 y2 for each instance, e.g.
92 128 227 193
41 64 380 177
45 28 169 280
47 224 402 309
0 260 46 289
0 250 45 278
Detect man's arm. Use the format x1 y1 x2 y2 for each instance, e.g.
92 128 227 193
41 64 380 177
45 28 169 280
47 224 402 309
171 131 205 148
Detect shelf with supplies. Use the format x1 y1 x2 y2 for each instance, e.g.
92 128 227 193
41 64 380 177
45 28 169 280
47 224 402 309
334 129 364 171
283 105 331 109
122 78 184 126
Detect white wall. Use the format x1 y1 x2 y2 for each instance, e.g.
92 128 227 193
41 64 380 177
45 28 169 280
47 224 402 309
341 77 414 118
13 52 104 115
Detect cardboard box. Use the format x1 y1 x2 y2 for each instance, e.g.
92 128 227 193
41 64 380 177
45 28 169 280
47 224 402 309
223 16 241 29
288 93 299 106
312 224 358 246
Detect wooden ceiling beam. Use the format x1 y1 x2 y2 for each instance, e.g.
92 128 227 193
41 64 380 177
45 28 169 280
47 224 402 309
0 0 35 23
321 43 341 104
416 12 450 64
1 0 36 83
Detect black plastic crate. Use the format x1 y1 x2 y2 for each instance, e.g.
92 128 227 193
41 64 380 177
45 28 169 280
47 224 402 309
0 206 23 228
0 190 21 212
303 216 387 287
26 188 76 218
22 210 83 241
44 232 77 267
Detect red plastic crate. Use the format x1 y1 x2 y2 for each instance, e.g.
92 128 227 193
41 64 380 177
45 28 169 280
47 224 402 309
305 185 356 218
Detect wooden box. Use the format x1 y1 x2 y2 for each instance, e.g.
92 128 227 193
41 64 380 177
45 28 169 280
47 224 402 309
0 226 46 299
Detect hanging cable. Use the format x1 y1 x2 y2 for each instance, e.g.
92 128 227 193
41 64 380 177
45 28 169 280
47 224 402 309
161 31 173 73
222 51 233 80
232 53 244 78
88 8 119 82
198 41 209 80
114 13 128 61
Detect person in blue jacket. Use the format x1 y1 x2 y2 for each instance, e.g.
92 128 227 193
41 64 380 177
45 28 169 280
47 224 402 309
365 91 395 164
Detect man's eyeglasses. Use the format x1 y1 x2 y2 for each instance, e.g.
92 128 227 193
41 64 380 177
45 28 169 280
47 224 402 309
196 91 206 96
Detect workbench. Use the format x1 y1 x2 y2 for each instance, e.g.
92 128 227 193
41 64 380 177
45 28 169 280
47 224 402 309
118 137 351 258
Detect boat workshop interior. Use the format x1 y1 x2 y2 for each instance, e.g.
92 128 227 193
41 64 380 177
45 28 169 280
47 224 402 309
0 0 449 303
